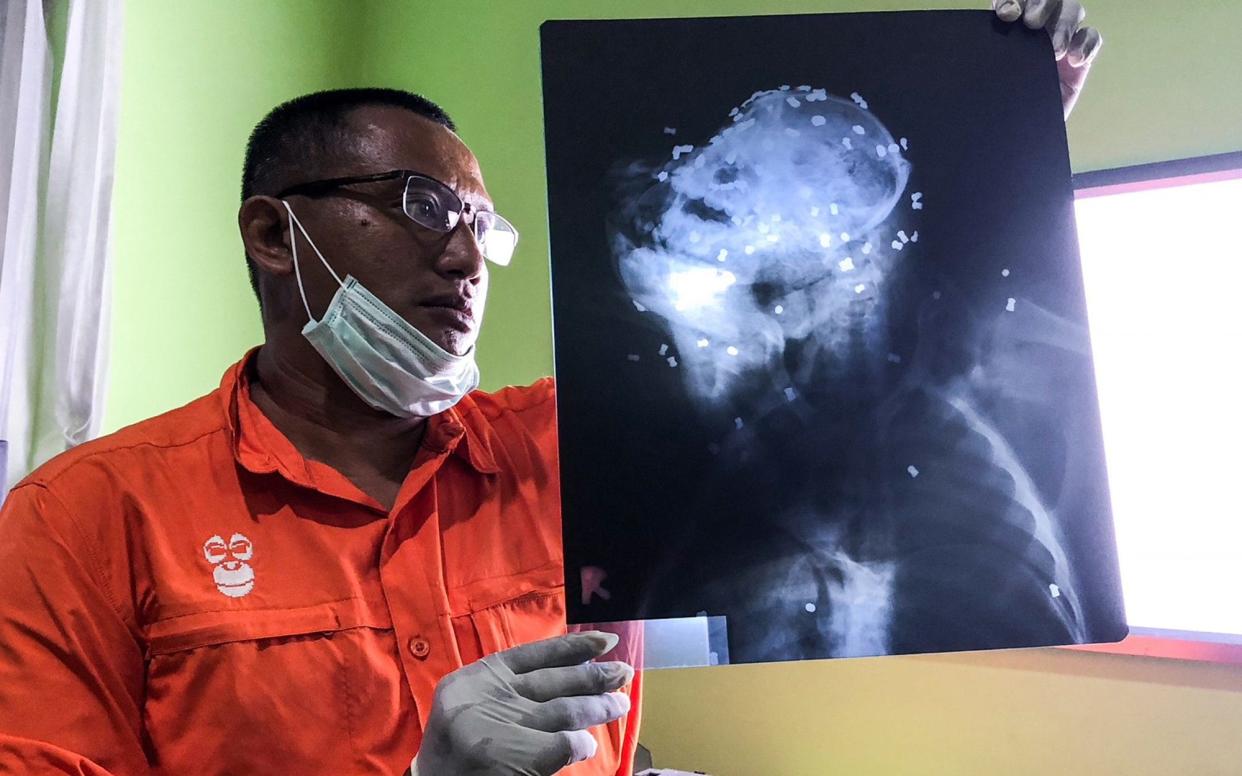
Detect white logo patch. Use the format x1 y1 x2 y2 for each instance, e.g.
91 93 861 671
202 533 255 598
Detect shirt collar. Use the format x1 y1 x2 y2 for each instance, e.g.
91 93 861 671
218 348 500 485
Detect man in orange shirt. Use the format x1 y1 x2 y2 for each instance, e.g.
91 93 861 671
0 2 1099 773
0 88 640 776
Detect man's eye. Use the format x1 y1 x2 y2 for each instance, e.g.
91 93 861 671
411 198 438 217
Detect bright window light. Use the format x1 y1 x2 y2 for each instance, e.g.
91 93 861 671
1075 172 1242 638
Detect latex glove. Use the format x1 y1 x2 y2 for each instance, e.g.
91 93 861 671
410 631 634 776
992 0 1104 118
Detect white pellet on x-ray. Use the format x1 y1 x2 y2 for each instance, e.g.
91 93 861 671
627 354 640 362
734 417 744 429
663 127 677 135
633 300 647 312
842 137 853 150
887 353 902 363
773 305 784 315
671 144 694 160
898 230 909 244
876 145 888 158
1001 268 1010 277
1049 583 1062 598
745 245 756 255
697 338 710 348
862 242 872 254
785 127 801 137
910 231 919 243
1006 297 1017 312
811 115 826 127
784 386 797 401
810 206 821 217
717 249 729 262
888 143 900 155
891 240 904 251
838 257 855 272
819 233 832 248
656 171 668 182
805 602 817 613
830 203 840 216
786 96 801 108
658 343 669 356
852 124 866 135
900 137 909 150
727 346 740 356
907 465 920 478
667 356 678 367
840 232 851 242
854 284 866 294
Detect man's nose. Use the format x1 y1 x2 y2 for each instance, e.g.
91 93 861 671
435 220 486 282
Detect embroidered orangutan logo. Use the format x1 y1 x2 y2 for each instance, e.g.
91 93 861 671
202 533 255 598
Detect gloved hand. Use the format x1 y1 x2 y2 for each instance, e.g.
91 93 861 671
991 0 1104 118
410 631 634 776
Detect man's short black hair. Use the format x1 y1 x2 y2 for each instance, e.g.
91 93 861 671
240 87 456 311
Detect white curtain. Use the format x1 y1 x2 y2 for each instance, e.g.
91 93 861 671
0 0 123 495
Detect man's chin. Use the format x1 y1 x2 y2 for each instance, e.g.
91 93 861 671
436 329 477 357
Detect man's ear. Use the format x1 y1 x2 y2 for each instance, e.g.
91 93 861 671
239 196 294 278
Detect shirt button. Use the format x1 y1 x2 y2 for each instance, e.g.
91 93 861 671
409 638 431 659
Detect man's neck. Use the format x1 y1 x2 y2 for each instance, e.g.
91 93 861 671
249 343 428 507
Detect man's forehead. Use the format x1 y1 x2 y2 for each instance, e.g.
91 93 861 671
338 105 486 194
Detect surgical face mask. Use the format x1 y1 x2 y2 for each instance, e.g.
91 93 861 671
282 201 480 418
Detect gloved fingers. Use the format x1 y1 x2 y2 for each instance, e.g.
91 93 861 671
1047 0 1085 59
498 631 620 675
532 730 600 774
526 692 632 734
1022 0 1060 30
992 0 1025 23
512 660 634 702
1065 25 1102 68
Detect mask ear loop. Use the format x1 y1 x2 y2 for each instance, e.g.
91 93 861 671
282 200 345 322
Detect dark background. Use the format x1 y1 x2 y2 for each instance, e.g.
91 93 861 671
541 10 1126 657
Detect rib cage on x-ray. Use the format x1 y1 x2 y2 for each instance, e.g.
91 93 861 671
608 86 1090 661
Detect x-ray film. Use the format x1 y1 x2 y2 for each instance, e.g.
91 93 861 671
541 10 1127 665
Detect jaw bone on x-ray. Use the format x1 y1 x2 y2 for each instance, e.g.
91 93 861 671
542 11 1127 665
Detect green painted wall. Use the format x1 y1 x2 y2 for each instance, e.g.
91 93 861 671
105 0 366 431
107 2 1242 773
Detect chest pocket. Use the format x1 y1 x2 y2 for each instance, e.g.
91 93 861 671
142 598 411 776
448 558 567 663
461 586 568 662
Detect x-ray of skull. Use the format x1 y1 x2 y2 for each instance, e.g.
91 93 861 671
541 10 1127 664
